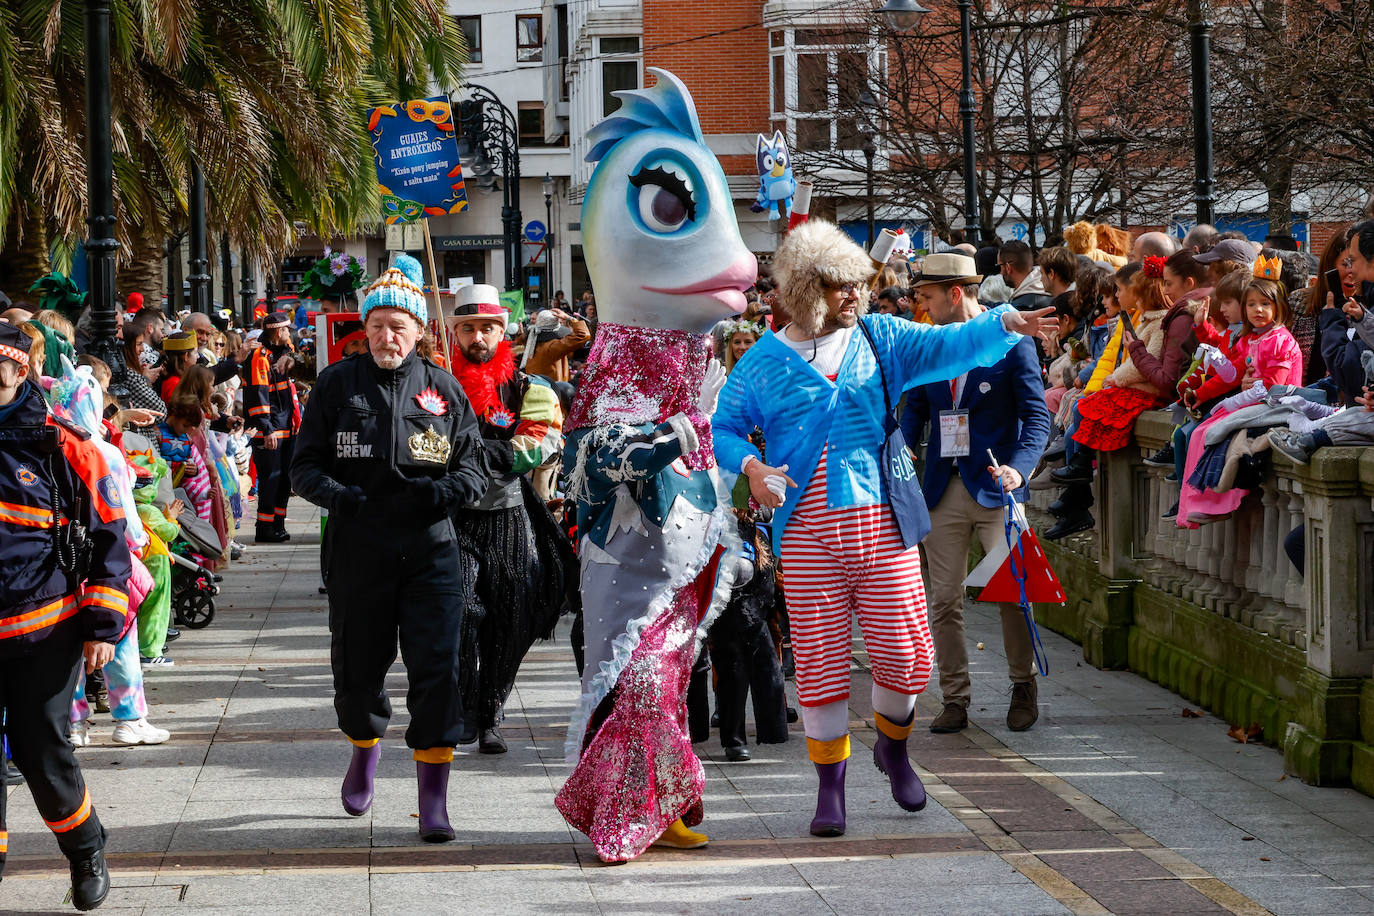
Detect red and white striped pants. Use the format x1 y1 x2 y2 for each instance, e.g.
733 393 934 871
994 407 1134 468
780 450 933 708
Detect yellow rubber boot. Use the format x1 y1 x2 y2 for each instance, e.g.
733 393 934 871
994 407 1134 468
651 818 709 849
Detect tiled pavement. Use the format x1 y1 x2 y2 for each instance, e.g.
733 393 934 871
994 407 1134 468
2 504 1372 914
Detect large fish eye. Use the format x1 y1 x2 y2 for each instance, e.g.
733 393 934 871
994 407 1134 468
629 162 697 235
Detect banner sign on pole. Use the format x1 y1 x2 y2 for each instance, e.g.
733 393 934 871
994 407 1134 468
499 290 525 323
368 97 469 224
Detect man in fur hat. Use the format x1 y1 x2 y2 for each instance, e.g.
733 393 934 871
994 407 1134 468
291 255 488 842
713 220 1054 839
444 285 573 755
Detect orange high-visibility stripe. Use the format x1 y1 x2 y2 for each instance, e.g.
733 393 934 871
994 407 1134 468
248 405 270 416
0 828 8 853
82 586 128 616
0 500 53 527
0 596 79 640
44 789 92 833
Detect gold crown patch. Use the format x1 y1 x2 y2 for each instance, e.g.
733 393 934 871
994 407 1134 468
408 424 451 464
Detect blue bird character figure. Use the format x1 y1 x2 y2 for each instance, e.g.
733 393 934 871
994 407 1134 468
750 130 796 220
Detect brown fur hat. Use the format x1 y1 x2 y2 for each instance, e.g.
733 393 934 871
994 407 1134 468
772 220 875 336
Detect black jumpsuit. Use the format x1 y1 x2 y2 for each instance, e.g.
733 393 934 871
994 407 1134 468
290 350 487 751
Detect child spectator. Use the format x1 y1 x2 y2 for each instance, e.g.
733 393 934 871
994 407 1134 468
1177 257 1304 525
158 399 214 523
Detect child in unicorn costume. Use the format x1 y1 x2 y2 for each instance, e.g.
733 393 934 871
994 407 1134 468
48 358 170 746
555 69 755 863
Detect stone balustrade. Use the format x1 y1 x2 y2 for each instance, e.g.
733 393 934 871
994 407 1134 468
1026 409 1374 793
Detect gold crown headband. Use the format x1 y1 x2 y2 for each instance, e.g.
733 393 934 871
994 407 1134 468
1253 254 1282 281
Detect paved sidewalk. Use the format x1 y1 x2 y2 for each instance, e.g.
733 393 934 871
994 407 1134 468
2 504 1372 915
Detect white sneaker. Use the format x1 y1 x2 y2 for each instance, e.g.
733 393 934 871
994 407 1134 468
112 718 171 746
69 721 91 747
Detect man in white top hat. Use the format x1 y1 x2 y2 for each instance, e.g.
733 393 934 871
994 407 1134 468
445 284 575 755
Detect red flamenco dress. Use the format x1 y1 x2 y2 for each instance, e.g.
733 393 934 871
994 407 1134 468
1071 385 1160 452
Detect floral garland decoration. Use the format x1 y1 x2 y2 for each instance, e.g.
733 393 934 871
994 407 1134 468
299 248 369 302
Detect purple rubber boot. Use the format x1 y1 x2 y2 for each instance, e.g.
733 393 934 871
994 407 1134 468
341 743 380 816
416 761 456 842
809 760 847 837
873 712 927 812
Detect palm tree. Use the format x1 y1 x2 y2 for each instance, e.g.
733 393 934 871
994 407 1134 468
0 0 465 300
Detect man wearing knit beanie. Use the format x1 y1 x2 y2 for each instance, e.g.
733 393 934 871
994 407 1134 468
291 253 489 842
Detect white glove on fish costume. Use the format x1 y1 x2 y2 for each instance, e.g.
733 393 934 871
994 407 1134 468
697 358 727 416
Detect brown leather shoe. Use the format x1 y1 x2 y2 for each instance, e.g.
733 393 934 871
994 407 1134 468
1007 680 1039 731
928 702 968 733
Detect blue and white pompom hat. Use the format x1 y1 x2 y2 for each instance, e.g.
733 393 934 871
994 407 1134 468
360 253 428 325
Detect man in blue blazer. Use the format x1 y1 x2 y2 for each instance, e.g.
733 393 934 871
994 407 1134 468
900 253 1052 734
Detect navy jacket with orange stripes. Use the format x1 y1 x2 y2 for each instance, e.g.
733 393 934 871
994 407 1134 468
0 379 131 657
242 343 295 443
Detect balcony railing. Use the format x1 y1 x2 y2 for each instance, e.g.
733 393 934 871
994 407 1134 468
1025 409 1374 679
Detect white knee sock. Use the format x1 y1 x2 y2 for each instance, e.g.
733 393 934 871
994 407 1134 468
872 685 916 725
800 700 849 741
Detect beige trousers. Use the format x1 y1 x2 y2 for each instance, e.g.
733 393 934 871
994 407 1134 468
921 482 1035 707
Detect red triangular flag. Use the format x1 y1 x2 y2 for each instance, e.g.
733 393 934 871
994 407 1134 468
976 527 1066 604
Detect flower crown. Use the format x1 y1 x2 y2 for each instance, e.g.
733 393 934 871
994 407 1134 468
1252 254 1282 281
1142 255 1167 279
724 318 766 341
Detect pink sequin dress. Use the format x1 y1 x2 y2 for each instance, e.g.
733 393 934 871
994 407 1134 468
555 325 740 862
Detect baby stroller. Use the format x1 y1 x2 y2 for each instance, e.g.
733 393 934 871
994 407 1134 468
169 487 224 630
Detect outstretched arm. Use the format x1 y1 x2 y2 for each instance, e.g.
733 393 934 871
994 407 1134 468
884 307 1055 391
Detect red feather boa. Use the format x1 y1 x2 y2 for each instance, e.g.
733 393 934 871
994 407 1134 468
450 339 515 418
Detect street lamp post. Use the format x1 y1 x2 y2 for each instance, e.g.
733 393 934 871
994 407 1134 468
239 251 256 327
543 173 554 299
862 135 877 249
1188 0 1216 227
220 234 233 320
82 0 123 383
955 0 980 246
457 86 523 293
188 161 211 314
883 0 980 246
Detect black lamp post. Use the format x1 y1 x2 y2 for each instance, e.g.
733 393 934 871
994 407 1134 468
219 234 233 320
188 161 211 314
1187 0 1216 227
82 0 124 384
861 134 877 249
456 86 523 293
883 0 981 246
239 251 256 328
543 172 554 300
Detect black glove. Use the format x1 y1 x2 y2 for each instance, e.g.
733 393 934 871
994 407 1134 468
385 469 449 518
334 485 367 518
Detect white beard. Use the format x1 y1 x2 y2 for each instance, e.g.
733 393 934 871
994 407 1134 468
373 353 404 370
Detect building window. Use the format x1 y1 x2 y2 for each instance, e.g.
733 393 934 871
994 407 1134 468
457 16 481 64
518 102 546 147
602 60 638 117
600 36 639 54
516 14 542 63
772 27 884 154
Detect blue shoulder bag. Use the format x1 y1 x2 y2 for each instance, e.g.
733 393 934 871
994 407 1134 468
858 318 930 549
